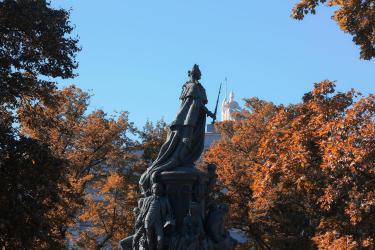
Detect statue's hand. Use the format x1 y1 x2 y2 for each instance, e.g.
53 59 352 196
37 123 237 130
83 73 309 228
207 111 216 120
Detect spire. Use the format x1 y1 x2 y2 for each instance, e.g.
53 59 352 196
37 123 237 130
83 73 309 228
221 89 241 121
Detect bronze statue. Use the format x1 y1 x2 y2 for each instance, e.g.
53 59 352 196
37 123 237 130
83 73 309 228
119 65 237 250
139 64 216 195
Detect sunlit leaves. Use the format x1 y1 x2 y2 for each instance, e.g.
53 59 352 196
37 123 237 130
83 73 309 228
18 85 140 249
205 81 374 249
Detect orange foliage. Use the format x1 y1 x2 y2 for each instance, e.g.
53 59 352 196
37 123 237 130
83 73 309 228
205 81 375 249
18 85 141 249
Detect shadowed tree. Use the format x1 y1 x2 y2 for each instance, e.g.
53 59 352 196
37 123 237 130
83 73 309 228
0 123 68 249
0 0 79 108
0 0 79 248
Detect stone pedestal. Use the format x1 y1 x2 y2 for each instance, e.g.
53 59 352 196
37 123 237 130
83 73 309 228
120 163 237 250
160 166 201 231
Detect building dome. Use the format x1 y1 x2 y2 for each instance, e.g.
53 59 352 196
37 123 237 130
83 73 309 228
221 91 241 121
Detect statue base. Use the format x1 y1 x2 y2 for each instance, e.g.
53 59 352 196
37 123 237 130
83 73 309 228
120 164 237 250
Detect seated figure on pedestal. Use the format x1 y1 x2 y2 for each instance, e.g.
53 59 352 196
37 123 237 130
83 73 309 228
139 64 216 195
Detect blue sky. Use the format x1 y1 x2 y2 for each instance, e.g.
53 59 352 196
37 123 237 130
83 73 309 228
52 0 374 129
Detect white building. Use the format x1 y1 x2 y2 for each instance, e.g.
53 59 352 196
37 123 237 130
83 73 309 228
221 91 242 121
204 91 242 150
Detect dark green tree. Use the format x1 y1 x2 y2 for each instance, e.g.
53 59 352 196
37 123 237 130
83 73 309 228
0 0 80 248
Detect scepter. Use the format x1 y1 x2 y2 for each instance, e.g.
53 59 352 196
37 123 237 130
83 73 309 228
212 82 222 124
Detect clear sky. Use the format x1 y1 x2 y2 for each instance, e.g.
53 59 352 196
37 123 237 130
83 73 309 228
52 0 374 129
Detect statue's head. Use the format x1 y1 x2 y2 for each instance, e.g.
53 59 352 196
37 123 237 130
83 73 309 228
188 64 201 81
151 183 163 196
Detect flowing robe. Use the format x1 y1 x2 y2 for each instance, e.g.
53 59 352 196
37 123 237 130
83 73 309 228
139 81 208 194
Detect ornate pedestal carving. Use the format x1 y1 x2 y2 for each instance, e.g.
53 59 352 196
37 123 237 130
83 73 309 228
120 164 236 250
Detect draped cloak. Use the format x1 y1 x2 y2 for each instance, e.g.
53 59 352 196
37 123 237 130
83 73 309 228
139 81 208 194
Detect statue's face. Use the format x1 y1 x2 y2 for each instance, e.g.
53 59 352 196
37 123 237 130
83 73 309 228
190 72 201 81
193 71 201 80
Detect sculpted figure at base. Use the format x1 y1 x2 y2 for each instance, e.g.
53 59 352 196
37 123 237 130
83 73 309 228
132 183 174 250
169 202 206 250
139 64 216 195
206 204 236 249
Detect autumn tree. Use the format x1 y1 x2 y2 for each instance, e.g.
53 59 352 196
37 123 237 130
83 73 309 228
292 0 375 60
76 116 168 249
18 85 142 249
75 170 140 249
204 98 279 250
1 1 166 249
19 89 173 248
0 0 79 248
205 81 375 249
